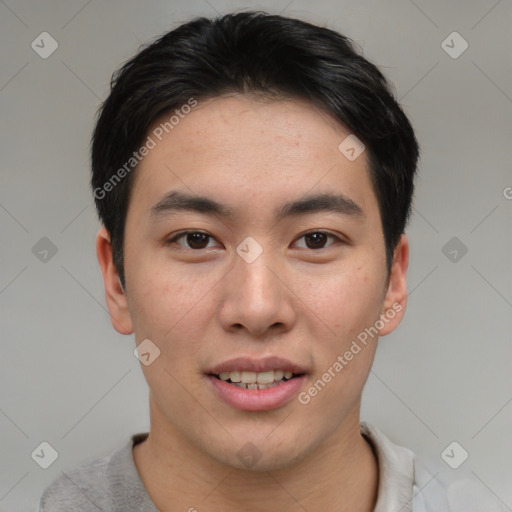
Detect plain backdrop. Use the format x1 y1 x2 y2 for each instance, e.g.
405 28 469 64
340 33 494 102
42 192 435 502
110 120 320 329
0 1 511 510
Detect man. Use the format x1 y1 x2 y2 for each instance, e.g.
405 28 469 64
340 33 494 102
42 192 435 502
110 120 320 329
38 10 495 512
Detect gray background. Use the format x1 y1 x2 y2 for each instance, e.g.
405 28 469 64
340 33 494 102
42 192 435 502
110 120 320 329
0 0 511 510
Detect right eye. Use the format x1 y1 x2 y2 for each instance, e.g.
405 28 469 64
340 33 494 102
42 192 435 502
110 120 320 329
165 230 222 250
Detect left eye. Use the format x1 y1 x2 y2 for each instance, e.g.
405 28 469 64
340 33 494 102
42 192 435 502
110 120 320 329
293 231 341 249
166 230 341 250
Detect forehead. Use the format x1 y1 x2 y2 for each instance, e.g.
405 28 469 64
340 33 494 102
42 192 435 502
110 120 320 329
129 94 378 222
145 94 355 164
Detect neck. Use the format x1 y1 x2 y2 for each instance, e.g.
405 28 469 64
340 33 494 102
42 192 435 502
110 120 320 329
133 398 379 512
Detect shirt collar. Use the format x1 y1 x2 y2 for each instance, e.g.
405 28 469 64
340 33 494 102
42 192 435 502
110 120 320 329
360 421 416 512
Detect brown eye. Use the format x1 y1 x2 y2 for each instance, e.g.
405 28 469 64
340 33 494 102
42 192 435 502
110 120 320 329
184 232 210 249
294 231 341 250
166 231 219 250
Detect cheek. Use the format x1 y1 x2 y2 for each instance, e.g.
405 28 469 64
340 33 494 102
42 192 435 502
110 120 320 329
304 260 385 342
297 269 383 426
127 260 213 349
130 269 213 401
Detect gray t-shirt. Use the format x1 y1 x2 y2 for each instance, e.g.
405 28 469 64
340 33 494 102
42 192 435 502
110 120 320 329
37 422 505 511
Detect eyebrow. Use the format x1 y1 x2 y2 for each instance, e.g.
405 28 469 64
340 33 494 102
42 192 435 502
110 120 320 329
149 190 365 222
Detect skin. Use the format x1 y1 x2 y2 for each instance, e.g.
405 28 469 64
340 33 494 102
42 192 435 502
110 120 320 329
96 94 409 512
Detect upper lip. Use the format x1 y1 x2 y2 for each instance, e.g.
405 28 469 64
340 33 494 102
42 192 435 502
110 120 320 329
207 356 307 375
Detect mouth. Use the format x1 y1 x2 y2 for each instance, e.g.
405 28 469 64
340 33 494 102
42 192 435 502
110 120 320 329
205 356 308 411
209 369 305 390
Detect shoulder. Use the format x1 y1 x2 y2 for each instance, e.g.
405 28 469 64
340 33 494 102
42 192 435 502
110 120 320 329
37 433 148 512
413 461 509 512
38 453 113 512
360 423 508 512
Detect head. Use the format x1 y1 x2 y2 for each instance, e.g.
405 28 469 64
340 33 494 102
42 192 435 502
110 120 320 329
93 11 418 471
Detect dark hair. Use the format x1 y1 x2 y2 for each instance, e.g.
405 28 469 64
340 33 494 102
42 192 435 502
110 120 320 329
91 11 419 289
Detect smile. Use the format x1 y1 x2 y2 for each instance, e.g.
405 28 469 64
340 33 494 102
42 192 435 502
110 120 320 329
213 370 302 390
207 373 306 411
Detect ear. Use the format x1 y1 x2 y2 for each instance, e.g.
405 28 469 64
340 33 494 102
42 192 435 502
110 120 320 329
96 226 134 335
378 234 409 336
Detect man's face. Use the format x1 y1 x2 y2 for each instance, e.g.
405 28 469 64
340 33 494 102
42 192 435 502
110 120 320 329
99 94 407 471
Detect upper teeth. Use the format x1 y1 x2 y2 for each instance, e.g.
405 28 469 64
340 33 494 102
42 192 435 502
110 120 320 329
218 370 293 384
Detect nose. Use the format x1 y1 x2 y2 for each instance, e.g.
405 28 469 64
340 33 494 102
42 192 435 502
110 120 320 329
218 248 297 339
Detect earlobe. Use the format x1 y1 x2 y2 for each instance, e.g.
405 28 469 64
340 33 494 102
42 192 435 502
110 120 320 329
96 226 134 335
378 234 409 337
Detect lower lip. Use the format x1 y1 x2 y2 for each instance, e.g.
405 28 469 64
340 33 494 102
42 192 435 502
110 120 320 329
207 375 306 411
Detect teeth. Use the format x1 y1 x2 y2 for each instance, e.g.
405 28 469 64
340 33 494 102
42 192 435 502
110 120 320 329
217 369 297 384
231 381 283 390
256 371 274 384
229 371 241 383
241 371 257 383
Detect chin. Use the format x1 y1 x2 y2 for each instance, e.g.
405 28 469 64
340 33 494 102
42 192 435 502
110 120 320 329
206 431 316 473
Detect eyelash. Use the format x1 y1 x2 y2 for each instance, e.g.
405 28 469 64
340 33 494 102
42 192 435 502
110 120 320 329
165 230 344 251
